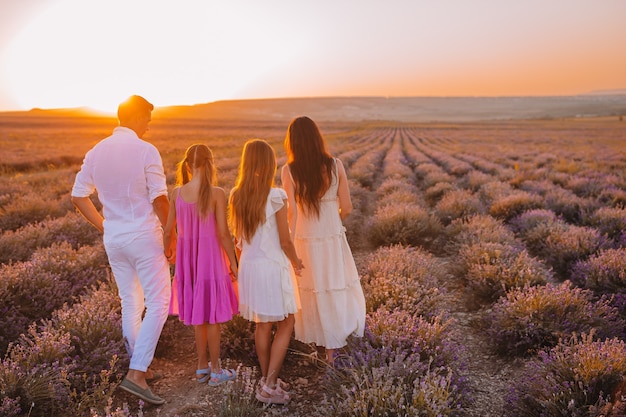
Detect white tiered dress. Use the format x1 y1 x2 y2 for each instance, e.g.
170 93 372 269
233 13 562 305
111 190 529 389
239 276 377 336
290 160 366 349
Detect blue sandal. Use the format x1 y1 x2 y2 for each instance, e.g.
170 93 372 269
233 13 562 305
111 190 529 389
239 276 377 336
196 368 210 383
208 368 237 386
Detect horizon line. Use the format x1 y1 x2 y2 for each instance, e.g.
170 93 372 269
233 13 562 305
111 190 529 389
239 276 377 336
3 90 626 114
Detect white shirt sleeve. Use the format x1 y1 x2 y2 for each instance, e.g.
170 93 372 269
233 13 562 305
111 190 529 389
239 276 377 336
145 146 168 203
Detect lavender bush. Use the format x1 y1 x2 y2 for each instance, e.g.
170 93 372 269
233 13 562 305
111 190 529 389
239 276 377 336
585 206 626 243
1 278 124 417
314 308 468 416
0 242 109 354
444 214 520 255
220 315 257 359
459 169 494 192
364 308 462 368
570 248 626 294
0 192 67 231
367 202 442 250
486 282 625 356
376 177 419 201
477 181 514 207
543 186 597 223
598 186 626 208
434 189 485 226
343 179 374 250
541 224 608 279
47 279 126 393
509 208 559 238
567 173 623 198
457 242 550 303
513 213 608 278
360 245 448 318
424 182 456 206
0 212 102 265
488 190 544 221
506 333 626 416
414 163 454 188
0 332 75 417
517 179 556 195
348 147 386 189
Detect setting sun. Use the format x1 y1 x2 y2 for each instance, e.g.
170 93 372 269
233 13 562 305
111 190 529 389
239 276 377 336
3 1 299 112
1 0 625 111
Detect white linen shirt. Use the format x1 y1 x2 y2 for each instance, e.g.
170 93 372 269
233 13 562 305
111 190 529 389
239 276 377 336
71 126 168 248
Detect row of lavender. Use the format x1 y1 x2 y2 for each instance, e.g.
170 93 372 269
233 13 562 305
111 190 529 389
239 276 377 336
1 120 625 415
0 127 467 415
333 125 626 416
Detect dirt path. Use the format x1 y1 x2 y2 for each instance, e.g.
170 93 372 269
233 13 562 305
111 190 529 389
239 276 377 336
109 253 523 417
111 318 329 416
448 310 523 417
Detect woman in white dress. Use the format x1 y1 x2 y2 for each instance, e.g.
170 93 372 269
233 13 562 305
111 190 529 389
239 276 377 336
281 116 366 364
229 139 304 404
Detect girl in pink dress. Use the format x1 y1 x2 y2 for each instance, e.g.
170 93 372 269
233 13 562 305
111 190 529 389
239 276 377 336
229 139 304 405
163 144 239 386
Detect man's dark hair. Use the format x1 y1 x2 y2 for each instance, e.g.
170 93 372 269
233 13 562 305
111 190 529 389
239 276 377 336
117 95 154 123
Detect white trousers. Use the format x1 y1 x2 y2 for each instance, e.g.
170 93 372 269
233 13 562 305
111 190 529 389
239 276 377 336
105 231 171 372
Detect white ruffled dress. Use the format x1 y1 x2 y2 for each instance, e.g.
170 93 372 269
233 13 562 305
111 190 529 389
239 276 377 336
237 188 301 323
290 159 366 349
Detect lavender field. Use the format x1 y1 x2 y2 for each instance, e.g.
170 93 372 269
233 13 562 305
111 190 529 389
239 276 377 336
1 109 625 416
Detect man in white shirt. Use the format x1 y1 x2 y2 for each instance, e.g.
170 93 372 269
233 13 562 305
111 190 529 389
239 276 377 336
71 95 171 405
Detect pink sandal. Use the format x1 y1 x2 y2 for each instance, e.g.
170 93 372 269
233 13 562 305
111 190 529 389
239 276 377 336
260 376 290 391
255 383 290 405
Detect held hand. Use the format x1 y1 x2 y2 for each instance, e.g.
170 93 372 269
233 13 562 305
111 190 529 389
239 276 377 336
292 259 304 276
229 265 238 281
165 248 176 264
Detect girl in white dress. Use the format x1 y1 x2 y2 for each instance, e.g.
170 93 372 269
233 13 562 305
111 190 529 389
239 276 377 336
281 116 366 364
229 139 304 405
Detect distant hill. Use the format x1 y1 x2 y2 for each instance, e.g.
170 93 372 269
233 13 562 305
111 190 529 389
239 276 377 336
2 95 626 123
585 88 626 96
154 95 626 122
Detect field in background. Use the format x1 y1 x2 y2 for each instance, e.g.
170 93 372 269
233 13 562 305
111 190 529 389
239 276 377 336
1 105 625 416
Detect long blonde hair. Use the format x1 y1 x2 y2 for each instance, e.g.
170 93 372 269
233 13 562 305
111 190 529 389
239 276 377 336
175 144 217 219
229 139 276 241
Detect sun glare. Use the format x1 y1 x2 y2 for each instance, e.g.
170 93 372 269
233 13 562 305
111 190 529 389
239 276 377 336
5 0 294 112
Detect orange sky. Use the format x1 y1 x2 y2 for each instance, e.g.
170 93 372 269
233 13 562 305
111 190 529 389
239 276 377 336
0 0 625 112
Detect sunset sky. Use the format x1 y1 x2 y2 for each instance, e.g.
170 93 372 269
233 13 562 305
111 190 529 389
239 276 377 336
0 0 625 112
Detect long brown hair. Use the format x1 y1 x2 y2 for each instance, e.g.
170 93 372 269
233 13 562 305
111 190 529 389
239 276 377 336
175 144 217 219
229 139 276 241
284 116 333 217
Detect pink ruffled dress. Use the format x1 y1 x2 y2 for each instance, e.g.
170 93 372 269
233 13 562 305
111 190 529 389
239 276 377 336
169 191 239 325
